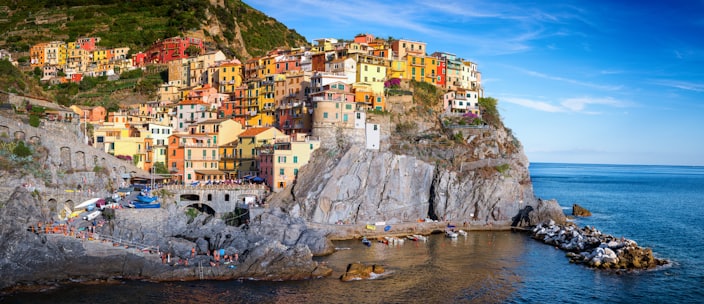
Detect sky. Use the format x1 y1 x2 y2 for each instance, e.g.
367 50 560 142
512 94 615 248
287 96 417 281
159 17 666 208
246 0 704 166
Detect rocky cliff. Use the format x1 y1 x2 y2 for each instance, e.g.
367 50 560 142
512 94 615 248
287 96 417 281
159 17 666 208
272 117 566 231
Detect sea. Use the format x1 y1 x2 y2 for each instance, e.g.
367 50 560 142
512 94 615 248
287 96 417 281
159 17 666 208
3 163 703 303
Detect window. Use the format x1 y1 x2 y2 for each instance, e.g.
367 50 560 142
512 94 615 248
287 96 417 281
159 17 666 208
293 156 298 163
345 104 352 110
373 125 378 130
323 112 328 119
294 168 299 176
279 168 285 175
343 114 348 122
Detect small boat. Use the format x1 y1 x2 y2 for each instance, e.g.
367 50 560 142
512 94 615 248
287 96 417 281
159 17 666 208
458 230 468 236
413 234 427 241
446 230 458 238
83 210 101 221
74 198 101 210
133 202 160 209
406 235 418 241
136 195 158 203
361 237 372 247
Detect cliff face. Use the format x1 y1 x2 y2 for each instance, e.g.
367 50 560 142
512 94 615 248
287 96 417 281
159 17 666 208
277 122 565 229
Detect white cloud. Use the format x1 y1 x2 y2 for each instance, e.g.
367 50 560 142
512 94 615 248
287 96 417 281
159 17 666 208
652 79 704 92
502 97 565 112
512 66 623 91
502 96 631 114
560 97 629 111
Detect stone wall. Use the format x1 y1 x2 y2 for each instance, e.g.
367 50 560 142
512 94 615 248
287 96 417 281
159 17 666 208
0 114 147 191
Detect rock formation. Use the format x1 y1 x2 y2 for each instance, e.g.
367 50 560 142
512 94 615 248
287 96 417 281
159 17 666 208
275 123 566 231
340 262 385 281
531 220 667 270
572 204 592 217
0 187 332 291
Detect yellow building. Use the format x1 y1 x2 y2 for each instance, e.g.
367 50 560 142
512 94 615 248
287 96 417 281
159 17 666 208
235 127 286 178
424 56 438 85
353 53 388 95
111 126 152 170
93 49 108 62
218 140 239 178
405 54 427 82
218 61 244 93
388 59 406 80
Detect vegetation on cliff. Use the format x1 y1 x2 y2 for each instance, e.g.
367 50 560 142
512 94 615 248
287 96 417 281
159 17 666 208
0 0 308 58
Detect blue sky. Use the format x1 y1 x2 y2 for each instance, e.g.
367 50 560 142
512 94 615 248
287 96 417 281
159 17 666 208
246 0 704 166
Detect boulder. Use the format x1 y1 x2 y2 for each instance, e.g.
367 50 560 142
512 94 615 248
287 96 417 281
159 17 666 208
572 204 592 217
340 262 385 281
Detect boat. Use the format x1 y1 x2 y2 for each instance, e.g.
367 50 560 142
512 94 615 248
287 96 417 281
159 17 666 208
74 198 101 210
135 195 158 203
413 234 427 241
133 202 160 209
458 230 468 236
406 235 418 241
446 230 459 238
361 237 372 247
83 210 101 221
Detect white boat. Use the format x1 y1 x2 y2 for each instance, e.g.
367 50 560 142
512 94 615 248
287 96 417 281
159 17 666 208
458 230 468 236
74 198 101 210
446 230 459 238
83 210 101 221
413 234 427 241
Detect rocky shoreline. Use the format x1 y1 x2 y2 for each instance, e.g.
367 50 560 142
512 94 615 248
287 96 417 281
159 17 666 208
531 220 668 270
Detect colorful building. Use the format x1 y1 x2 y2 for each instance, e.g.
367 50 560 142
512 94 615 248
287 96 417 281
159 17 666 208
259 133 321 192
235 127 287 178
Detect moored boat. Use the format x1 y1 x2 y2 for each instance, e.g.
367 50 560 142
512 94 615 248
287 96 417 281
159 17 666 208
446 230 459 238
133 202 160 209
135 195 158 203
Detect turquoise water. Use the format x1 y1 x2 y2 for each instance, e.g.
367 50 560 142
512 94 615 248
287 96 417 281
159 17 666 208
3 163 703 303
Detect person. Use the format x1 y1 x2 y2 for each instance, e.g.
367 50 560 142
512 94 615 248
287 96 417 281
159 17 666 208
191 247 196 258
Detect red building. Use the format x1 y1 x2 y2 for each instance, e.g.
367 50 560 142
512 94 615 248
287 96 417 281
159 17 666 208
76 37 99 51
436 57 447 88
145 36 205 64
132 52 147 67
275 56 301 74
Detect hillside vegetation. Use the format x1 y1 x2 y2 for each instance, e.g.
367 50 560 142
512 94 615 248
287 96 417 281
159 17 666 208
0 0 309 59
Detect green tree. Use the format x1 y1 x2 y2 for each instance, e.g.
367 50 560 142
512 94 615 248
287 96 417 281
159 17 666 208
185 45 202 57
33 67 42 77
153 161 169 174
478 97 502 128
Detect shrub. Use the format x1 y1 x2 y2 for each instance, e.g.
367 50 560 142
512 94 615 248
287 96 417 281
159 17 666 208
28 115 40 127
495 163 510 174
12 141 31 157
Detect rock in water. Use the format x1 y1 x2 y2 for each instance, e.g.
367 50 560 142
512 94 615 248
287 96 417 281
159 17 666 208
572 204 592 217
340 262 385 281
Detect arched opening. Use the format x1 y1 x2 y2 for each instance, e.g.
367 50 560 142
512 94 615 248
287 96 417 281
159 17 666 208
225 194 230 201
180 194 200 202
207 193 212 201
186 203 216 215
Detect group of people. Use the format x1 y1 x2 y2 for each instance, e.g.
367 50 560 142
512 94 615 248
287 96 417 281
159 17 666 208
208 248 239 267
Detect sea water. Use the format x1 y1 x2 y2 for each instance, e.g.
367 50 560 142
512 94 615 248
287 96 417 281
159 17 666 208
3 163 703 303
